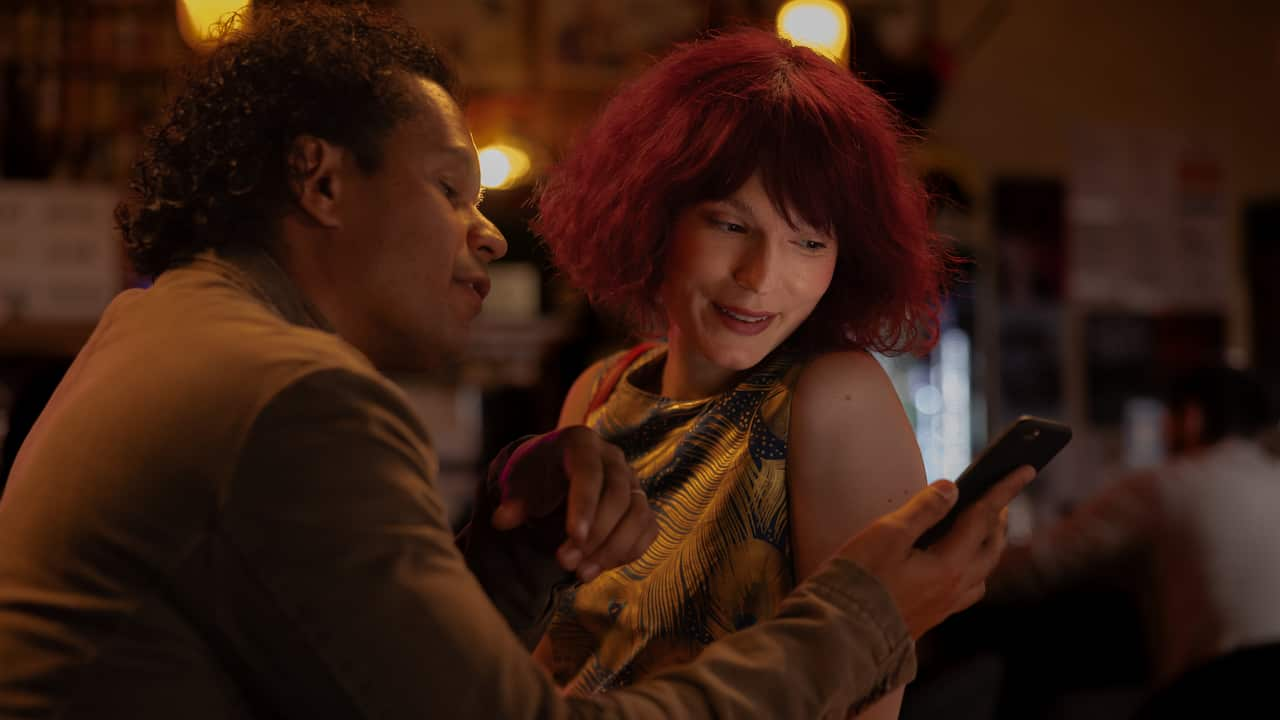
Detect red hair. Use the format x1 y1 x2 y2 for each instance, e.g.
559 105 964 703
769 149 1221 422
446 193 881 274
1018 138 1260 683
535 27 952 355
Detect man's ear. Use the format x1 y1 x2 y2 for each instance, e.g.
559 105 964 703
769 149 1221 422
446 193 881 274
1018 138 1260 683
288 135 346 229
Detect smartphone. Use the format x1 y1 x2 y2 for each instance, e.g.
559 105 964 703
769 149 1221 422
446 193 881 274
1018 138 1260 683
914 415 1072 548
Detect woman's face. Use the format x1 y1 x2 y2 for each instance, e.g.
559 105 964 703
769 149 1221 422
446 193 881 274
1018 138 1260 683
660 172 838 373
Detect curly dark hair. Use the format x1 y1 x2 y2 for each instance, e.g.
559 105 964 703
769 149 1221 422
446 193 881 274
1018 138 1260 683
117 3 457 277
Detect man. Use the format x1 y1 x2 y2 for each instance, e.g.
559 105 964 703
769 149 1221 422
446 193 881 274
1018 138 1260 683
0 5 1030 718
991 365 1280 687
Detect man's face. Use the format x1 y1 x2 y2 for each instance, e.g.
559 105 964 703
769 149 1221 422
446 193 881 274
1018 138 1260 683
325 78 506 371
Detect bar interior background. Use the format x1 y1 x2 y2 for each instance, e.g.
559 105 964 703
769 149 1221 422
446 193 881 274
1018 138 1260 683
1 0 1277 597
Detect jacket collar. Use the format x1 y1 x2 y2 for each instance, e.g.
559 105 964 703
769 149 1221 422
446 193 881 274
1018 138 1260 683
185 245 334 333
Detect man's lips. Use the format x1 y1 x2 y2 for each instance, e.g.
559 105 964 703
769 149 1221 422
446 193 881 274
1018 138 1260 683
455 275 490 300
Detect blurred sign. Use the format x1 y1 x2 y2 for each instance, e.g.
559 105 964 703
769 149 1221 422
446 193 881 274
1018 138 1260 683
399 0 530 91
1069 128 1230 311
0 182 121 323
538 0 705 89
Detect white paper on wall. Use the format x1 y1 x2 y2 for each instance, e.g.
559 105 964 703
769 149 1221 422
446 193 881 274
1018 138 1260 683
1068 128 1230 312
0 182 121 322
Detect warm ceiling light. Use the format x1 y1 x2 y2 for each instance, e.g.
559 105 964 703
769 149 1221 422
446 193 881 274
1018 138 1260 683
478 144 532 190
177 0 249 51
776 0 850 65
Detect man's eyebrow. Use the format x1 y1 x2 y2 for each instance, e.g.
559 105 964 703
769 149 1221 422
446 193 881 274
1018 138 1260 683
433 145 474 164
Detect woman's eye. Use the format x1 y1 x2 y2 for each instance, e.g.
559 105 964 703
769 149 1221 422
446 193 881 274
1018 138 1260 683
711 218 746 233
802 239 828 251
439 181 458 200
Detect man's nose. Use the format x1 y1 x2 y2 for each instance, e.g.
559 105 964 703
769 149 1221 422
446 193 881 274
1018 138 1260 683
470 211 507 262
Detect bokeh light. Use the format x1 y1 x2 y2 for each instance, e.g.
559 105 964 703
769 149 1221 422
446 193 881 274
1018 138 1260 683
776 0 850 64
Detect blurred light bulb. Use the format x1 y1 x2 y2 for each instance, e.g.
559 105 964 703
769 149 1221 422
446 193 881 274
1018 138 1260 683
177 0 248 51
478 144 531 190
776 0 850 64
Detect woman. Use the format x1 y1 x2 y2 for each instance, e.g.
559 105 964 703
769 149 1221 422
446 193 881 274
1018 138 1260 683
532 28 951 717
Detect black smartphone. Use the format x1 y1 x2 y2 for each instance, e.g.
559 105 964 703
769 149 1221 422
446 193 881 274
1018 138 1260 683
914 415 1072 548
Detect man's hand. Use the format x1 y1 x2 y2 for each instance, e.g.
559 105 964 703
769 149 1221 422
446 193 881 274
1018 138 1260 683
838 466 1035 639
491 426 659 583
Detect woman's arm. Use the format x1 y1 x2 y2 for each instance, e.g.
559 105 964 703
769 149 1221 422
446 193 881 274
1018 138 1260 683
788 351 927 720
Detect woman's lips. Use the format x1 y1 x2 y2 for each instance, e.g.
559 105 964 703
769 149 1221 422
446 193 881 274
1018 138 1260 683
712 303 775 336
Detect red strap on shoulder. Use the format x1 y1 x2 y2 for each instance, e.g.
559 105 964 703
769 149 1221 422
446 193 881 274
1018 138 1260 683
585 342 657 420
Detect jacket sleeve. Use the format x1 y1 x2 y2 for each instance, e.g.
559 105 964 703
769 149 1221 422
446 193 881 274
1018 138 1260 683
456 436 576 650
214 368 916 719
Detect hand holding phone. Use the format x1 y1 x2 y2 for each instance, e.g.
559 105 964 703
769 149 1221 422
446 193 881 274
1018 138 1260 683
914 416 1071 549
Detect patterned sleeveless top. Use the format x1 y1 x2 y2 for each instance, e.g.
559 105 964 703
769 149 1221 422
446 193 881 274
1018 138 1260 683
543 344 803 692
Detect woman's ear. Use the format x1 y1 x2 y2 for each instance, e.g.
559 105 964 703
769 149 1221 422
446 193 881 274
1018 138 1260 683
287 135 346 229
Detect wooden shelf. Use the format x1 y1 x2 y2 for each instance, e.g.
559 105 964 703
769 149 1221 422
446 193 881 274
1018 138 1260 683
0 320 95 358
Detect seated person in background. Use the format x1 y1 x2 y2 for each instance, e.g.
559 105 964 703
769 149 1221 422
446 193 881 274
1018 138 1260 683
989 365 1280 685
0 4 1032 718
533 28 952 718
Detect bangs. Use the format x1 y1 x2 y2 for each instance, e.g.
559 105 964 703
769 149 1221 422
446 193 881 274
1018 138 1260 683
663 65 871 242
758 103 857 239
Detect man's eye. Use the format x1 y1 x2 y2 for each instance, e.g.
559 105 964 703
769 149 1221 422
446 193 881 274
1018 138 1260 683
440 181 458 199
